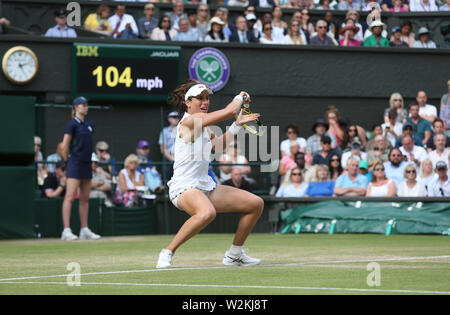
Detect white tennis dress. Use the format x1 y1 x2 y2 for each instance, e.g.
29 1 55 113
167 112 216 207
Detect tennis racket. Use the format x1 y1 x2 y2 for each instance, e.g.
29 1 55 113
235 94 265 136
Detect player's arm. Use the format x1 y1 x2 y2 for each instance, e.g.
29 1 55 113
210 109 260 152
182 92 252 133
58 134 72 161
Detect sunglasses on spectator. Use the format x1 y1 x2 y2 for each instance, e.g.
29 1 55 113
374 168 385 171
406 170 416 174
199 9 208 11
98 149 108 152
317 26 327 29
291 173 302 176
264 27 272 31
330 158 339 162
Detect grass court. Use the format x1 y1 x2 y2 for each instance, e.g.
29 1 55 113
0 233 449 295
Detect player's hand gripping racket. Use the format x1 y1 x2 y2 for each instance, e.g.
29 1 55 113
235 93 265 136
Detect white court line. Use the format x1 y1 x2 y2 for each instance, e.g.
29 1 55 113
0 254 449 283
0 281 449 295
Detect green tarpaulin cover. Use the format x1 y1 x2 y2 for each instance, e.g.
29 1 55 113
280 200 450 235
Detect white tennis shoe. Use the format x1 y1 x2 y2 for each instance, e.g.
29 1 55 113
156 249 173 268
222 249 261 267
61 228 78 241
79 228 101 240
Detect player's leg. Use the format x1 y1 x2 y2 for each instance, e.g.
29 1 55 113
209 185 263 245
61 178 80 240
157 188 217 268
208 185 264 266
78 179 100 240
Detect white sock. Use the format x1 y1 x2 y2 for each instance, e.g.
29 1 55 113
162 248 173 255
80 227 90 233
229 245 242 256
63 228 72 233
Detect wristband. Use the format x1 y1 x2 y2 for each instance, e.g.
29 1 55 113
228 122 242 135
233 95 243 104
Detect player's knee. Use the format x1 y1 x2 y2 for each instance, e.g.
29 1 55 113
252 196 264 216
198 208 216 224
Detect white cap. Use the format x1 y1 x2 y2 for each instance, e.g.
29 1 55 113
91 153 99 162
209 16 225 26
184 84 213 101
369 20 386 30
245 13 257 21
417 27 430 35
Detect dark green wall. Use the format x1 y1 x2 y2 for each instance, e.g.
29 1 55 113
0 36 449 162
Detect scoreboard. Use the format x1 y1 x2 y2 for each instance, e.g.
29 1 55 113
71 43 181 101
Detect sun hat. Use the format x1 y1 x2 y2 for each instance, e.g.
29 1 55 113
339 24 360 35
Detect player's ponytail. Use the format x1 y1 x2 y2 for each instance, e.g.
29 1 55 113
71 108 76 118
168 78 199 115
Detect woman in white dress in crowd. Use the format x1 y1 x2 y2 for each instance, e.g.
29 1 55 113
204 17 228 43
397 164 428 197
418 158 437 189
366 161 396 197
260 22 280 44
271 6 288 42
281 18 308 45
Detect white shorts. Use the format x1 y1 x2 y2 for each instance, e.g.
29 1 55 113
170 186 213 211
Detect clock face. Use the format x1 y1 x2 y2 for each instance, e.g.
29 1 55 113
2 47 38 84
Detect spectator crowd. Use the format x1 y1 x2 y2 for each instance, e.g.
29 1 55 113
273 85 450 198
3 0 442 48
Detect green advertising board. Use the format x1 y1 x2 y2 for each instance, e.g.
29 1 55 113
72 43 181 101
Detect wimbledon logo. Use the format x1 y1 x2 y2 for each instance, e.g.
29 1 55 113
188 47 230 92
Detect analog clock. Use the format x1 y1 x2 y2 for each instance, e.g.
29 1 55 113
2 46 39 84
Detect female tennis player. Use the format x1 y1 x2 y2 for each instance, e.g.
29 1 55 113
58 96 100 241
156 79 264 268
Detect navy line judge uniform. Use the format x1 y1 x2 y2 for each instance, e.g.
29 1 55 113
65 97 94 179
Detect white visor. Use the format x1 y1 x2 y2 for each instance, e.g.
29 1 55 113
185 84 213 101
